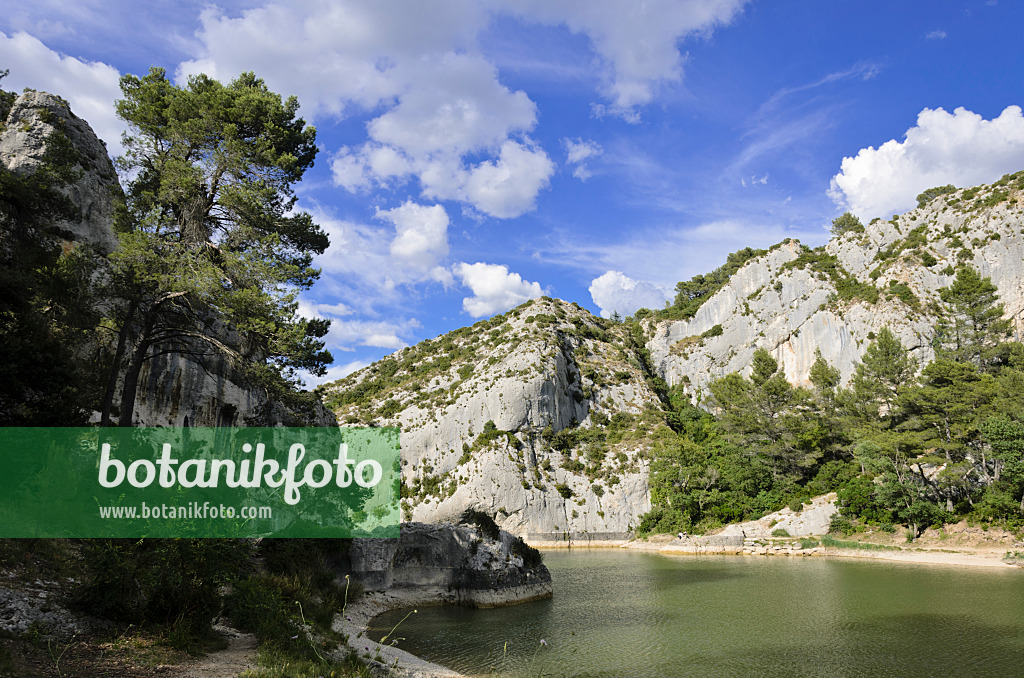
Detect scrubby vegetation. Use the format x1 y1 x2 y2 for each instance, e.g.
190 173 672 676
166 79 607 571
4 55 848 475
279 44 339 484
655 247 767 321
639 265 1024 539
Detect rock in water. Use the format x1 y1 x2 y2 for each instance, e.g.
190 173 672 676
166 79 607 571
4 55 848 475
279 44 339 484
348 521 552 607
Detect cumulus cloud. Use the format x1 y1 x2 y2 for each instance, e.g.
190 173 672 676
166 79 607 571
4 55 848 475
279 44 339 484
563 137 603 180
181 1 743 212
507 0 747 118
454 262 545 317
300 359 371 388
926 29 947 40
0 31 125 155
829 105 1024 219
377 201 453 284
311 202 457 305
177 0 488 117
589 271 671 318
456 141 555 217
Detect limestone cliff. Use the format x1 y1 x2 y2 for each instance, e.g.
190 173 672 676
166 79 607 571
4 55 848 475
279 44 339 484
326 298 659 538
327 174 1024 538
0 90 333 428
647 179 1024 399
0 90 119 254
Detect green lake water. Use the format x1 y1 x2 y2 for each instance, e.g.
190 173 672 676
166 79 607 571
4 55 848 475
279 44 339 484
367 550 1024 677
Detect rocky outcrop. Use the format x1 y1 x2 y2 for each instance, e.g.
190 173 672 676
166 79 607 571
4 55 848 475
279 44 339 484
327 298 657 537
0 90 119 254
0 90 335 428
347 521 552 607
717 493 838 539
647 179 1024 398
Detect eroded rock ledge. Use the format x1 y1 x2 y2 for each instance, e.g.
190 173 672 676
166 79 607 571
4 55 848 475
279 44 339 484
347 521 552 608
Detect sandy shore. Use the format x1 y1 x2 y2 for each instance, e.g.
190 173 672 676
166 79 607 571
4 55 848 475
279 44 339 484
818 545 1017 568
618 535 1022 568
533 533 1022 569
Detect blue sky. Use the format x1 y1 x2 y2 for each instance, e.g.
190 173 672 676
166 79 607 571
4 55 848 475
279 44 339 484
4 0 1024 385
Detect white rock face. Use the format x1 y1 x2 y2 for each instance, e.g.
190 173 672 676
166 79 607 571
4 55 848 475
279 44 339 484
648 183 1024 397
718 493 838 538
328 298 658 537
0 91 119 253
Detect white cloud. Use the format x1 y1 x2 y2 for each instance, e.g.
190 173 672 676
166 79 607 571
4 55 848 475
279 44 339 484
563 137 603 180
300 359 371 388
926 29 947 40
454 262 544 317
366 53 536 157
506 0 748 118
177 0 489 118
589 271 671 318
330 147 373 192
456 141 555 218
311 204 456 304
829 105 1024 219
377 201 453 283
183 1 742 212
0 31 125 155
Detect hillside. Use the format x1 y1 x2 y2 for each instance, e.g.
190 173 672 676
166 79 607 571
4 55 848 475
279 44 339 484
649 177 1024 398
325 173 1024 537
326 298 661 537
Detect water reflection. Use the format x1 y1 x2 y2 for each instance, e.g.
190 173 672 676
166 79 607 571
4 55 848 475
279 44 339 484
368 550 1024 677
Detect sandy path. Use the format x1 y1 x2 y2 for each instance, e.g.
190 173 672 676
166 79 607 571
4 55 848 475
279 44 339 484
174 625 257 678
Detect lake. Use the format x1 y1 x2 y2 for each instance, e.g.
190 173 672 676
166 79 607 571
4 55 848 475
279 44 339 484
368 549 1024 677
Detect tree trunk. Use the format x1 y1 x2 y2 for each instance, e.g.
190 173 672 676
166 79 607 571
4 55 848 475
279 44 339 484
118 310 156 428
100 301 136 427
117 338 152 428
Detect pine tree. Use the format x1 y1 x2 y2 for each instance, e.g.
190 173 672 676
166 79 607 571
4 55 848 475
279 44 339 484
709 348 819 479
103 68 331 426
850 327 916 421
935 265 1012 371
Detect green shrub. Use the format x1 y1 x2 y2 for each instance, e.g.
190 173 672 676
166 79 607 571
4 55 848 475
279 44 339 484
460 509 501 541
799 537 820 549
511 536 543 568
916 184 956 208
76 539 253 641
771 528 791 537
828 514 856 536
701 324 724 339
830 212 864 236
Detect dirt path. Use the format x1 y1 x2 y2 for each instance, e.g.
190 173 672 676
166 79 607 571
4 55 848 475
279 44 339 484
174 625 257 678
